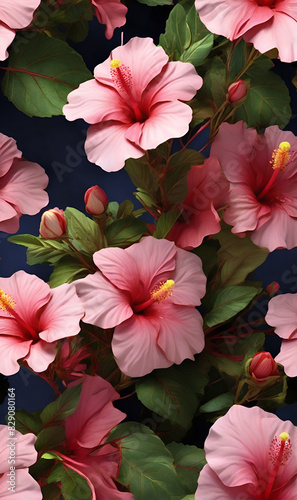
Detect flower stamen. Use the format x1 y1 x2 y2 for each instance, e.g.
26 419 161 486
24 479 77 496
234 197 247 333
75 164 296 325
110 57 145 122
257 142 291 200
133 279 175 313
0 288 38 340
264 432 292 499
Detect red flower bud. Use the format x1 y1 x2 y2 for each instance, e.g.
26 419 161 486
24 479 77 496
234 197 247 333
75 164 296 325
266 281 280 296
39 207 66 239
249 352 279 382
84 185 108 215
227 80 248 103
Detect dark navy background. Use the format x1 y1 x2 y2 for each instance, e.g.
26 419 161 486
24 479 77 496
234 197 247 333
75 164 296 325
1 1 297 426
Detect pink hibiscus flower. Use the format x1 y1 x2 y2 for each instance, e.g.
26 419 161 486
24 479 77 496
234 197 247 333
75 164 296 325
0 0 41 60
0 425 41 499
63 37 203 172
167 157 229 250
75 236 206 377
55 376 133 500
195 0 297 62
0 270 84 376
265 293 297 377
195 405 297 499
210 121 297 252
92 0 127 39
0 132 49 233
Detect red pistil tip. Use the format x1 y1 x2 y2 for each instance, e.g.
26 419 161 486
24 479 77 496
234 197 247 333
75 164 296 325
0 289 15 312
151 279 174 303
110 58 121 69
271 141 291 170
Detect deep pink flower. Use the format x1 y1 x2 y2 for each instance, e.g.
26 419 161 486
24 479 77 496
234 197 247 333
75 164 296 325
195 0 297 62
91 0 127 39
0 270 84 375
0 132 49 233
63 37 203 172
58 376 133 500
0 425 41 499
0 0 41 60
75 236 206 377
167 157 229 249
195 405 297 499
265 293 297 377
210 121 297 252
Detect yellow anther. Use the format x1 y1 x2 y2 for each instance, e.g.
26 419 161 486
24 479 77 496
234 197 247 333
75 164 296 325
110 58 121 69
151 279 174 303
279 432 290 441
0 289 15 312
271 141 291 170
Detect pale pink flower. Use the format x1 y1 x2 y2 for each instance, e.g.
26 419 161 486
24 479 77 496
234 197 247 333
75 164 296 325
0 132 49 233
0 0 41 60
75 236 206 377
57 376 133 500
0 425 41 499
63 37 203 172
0 270 84 376
92 0 127 39
265 293 297 377
167 157 229 250
195 0 297 62
210 121 297 252
195 405 297 499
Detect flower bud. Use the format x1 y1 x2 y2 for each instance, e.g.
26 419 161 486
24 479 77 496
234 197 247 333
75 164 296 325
227 80 248 103
84 185 108 215
266 281 280 296
39 207 66 239
249 352 279 382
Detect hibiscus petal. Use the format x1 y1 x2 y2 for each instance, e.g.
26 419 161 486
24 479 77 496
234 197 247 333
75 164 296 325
0 23 15 61
0 469 41 499
275 339 297 377
0 0 41 30
125 236 176 291
0 427 37 471
252 207 297 251
155 303 205 363
85 122 144 172
171 249 206 306
0 335 31 375
63 79 130 124
92 0 127 40
38 283 84 342
0 133 21 176
93 247 140 292
75 272 133 329
266 293 297 339
23 340 58 372
195 464 251 500
112 314 172 377
0 159 49 215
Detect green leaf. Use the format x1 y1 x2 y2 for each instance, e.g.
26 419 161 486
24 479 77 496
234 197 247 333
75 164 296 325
167 443 206 493
108 422 187 500
199 392 234 413
2 33 92 117
41 483 61 500
204 286 259 327
159 2 213 65
154 210 182 239
65 207 101 254
213 226 269 286
48 257 89 288
8 234 69 265
125 156 155 192
162 164 191 207
136 363 207 428
202 58 226 107
105 216 147 247
48 462 92 500
117 200 135 218
12 409 42 435
40 383 82 425
235 56 291 129
35 426 66 452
